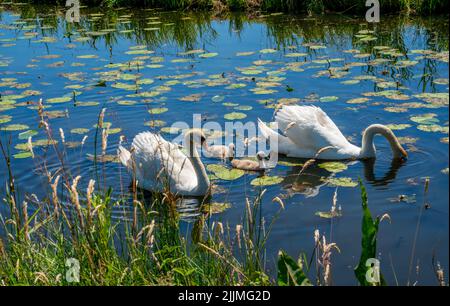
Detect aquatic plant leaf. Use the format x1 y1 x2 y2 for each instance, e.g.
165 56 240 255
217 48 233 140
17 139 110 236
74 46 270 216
315 211 342 219
410 113 439 125
199 52 218 58
71 128 89 134
206 164 244 181
0 115 12 124
319 96 339 103
160 127 181 134
86 154 119 163
211 95 225 103
223 102 238 107
18 130 38 140
347 97 370 104
278 161 303 167
259 48 277 54
47 96 71 103
318 162 348 173
432 78 449 85
13 151 32 159
236 51 254 56
417 124 448 133
354 181 387 286
341 79 360 85
385 124 411 130
148 107 168 115
224 112 247 120
384 107 408 113
1 124 29 131
144 120 166 127
234 105 252 111
203 202 232 214
180 94 202 102
326 177 358 188
112 82 138 90
251 176 283 186
277 250 312 286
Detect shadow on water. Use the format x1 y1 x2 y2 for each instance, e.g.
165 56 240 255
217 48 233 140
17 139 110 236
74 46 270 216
281 157 405 197
135 187 210 222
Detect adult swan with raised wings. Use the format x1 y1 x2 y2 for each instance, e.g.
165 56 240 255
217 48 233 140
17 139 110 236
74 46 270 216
258 105 408 160
118 130 210 196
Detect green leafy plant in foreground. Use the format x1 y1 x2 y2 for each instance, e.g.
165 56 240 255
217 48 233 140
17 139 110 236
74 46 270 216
277 250 312 286
354 180 388 286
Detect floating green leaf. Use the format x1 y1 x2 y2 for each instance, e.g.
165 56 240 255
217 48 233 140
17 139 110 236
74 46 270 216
319 96 339 103
1 124 29 131
224 112 247 120
277 250 312 286
251 176 283 186
319 162 348 173
326 177 358 187
206 164 244 181
148 107 168 115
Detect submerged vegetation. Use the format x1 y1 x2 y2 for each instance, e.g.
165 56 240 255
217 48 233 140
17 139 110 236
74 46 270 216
25 0 450 15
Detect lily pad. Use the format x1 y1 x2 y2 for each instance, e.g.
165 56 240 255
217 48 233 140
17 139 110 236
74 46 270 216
199 52 218 58
211 95 225 103
319 96 339 103
47 96 71 103
410 114 439 125
203 202 232 214
207 164 244 181
318 162 348 173
386 124 411 130
13 151 33 159
18 130 38 140
148 107 168 115
315 211 342 219
1 124 29 131
224 112 247 120
250 176 284 186
326 177 358 188
71 128 89 134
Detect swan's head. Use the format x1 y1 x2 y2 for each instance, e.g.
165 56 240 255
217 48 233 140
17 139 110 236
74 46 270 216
228 143 236 159
361 124 408 160
184 130 207 147
256 151 266 161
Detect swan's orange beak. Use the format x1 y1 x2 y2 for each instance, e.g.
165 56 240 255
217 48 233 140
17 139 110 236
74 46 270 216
399 146 408 160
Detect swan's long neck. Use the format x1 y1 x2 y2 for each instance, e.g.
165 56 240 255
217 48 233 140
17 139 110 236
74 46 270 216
186 135 210 195
359 124 408 159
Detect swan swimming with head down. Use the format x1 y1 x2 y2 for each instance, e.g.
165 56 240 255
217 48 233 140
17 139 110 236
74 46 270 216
118 130 210 196
258 105 408 160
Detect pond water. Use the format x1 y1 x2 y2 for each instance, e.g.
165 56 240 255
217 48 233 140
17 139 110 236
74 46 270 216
0 3 448 285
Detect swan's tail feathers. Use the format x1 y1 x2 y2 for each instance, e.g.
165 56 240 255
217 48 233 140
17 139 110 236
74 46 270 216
118 146 131 168
258 118 279 141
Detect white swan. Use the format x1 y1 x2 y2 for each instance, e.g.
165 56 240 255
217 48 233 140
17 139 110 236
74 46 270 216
202 141 235 161
118 130 210 196
258 105 408 160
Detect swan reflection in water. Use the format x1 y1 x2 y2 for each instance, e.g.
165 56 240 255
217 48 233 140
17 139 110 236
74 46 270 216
280 157 406 198
135 157 405 222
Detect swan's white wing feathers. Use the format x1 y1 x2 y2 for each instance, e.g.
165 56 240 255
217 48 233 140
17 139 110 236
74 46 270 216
275 105 350 151
130 132 198 193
